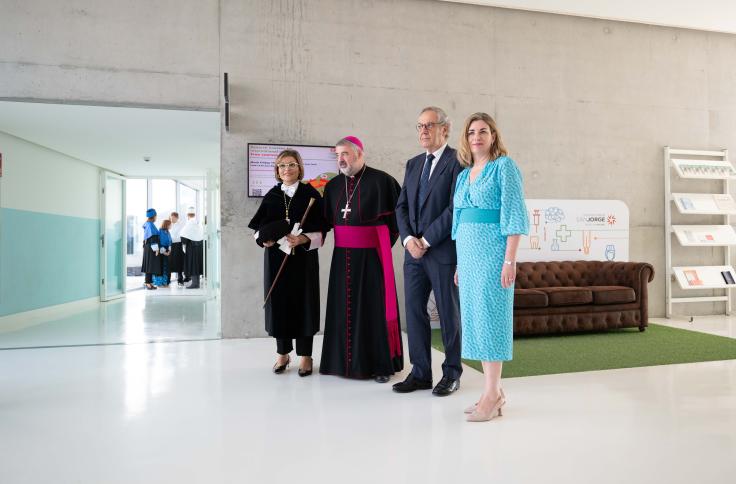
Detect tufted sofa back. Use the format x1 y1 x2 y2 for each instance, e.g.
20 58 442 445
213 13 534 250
515 261 650 289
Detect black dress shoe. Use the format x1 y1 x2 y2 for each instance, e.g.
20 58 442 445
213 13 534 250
374 375 390 383
298 357 313 377
273 355 290 374
392 374 432 393
432 376 460 396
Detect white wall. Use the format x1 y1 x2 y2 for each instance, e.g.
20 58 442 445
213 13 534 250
0 131 99 218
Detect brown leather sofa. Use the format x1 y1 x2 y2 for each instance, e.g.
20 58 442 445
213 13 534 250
513 261 655 335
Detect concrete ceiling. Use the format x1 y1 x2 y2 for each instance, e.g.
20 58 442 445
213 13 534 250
0 101 220 177
441 0 736 34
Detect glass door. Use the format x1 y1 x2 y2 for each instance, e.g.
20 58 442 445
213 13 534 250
101 172 126 301
205 170 220 298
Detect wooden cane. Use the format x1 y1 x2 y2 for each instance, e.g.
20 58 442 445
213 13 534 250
263 197 316 307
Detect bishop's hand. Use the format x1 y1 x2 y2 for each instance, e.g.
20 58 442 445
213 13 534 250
263 240 275 248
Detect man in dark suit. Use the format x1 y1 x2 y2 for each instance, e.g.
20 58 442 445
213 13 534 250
393 106 463 396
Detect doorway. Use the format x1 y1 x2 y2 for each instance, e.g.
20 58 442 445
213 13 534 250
0 101 221 348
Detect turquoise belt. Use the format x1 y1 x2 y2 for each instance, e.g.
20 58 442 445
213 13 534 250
458 208 500 224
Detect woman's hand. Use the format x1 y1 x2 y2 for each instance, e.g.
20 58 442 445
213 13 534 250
454 268 459 287
501 263 516 288
286 234 309 248
263 240 275 248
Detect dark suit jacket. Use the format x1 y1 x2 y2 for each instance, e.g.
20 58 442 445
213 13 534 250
396 145 463 265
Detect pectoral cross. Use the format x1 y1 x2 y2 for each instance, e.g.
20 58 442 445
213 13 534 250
341 203 352 220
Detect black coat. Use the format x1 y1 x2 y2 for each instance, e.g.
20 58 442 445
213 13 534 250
248 182 326 338
141 235 163 275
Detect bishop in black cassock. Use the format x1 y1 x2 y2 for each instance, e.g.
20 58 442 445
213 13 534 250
320 136 404 382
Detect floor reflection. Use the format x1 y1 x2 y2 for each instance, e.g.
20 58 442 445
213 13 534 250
0 290 220 349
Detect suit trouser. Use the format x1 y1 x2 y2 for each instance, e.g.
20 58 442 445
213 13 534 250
404 257 462 381
276 336 314 357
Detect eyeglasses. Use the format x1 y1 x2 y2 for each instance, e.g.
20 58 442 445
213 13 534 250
277 162 299 170
416 122 444 132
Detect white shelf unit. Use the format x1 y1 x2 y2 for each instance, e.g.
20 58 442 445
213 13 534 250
665 147 733 317
673 266 736 290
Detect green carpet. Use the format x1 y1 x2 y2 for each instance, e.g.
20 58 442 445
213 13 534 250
431 324 736 378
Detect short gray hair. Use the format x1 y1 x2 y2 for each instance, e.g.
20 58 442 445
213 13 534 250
420 106 451 136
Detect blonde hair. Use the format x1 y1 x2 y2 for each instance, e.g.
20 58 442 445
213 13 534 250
273 149 305 182
457 112 508 168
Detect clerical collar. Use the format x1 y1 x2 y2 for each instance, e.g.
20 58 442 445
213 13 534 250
281 181 299 197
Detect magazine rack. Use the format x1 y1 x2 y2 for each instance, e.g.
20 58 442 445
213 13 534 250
665 147 734 317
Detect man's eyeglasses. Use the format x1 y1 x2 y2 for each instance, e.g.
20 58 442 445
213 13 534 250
416 122 444 132
277 162 299 170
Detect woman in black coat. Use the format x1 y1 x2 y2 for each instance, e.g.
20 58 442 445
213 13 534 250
141 208 163 290
248 150 326 377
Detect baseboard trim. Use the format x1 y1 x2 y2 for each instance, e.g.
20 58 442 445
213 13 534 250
0 297 101 333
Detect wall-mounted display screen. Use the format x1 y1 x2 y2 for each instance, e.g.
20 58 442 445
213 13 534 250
248 143 338 197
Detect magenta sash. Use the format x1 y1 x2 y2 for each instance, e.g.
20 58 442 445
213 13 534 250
334 225 401 358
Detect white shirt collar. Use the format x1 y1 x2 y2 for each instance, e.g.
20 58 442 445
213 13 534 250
281 181 299 197
425 143 447 176
427 143 447 161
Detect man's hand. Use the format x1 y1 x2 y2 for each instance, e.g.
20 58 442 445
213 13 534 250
406 237 427 259
454 268 459 287
263 240 275 248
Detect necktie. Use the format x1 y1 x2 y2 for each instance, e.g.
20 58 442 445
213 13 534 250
417 153 435 221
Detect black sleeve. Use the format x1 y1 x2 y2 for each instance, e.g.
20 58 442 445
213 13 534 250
385 175 402 247
395 158 415 244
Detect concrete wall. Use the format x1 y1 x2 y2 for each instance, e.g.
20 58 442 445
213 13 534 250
0 0 220 109
220 0 736 337
0 131 100 317
4 0 736 333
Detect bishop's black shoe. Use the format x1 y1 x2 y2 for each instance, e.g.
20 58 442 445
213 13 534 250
432 376 460 396
392 374 432 393
374 375 390 384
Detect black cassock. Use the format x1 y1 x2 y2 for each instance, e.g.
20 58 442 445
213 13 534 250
248 182 325 338
320 166 404 378
168 242 184 273
182 238 204 276
141 234 162 275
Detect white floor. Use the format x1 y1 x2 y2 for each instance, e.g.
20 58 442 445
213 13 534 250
0 288 219 349
653 314 736 339
1 335 735 484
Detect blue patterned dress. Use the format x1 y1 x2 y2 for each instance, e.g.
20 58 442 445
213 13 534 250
452 156 529 361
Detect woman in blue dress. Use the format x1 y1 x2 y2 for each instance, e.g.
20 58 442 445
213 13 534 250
452 112 529 422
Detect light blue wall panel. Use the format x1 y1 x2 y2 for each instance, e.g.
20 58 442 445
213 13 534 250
0 208 100 317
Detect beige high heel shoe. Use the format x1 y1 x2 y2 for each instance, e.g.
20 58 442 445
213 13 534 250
466 393 505 422
464 388 505 414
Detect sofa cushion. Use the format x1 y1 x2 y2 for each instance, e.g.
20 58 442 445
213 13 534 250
589 286 636 305
538 287 593 306
514 289 548 309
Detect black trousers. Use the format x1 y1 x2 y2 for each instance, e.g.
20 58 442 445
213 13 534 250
276 336 314 356
145 273 153 284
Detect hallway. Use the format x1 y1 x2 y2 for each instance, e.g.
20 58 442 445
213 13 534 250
0 289 219 349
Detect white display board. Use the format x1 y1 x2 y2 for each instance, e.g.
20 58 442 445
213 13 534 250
518 200 629 262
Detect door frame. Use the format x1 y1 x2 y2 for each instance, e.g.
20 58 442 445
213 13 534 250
100 171 127 301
